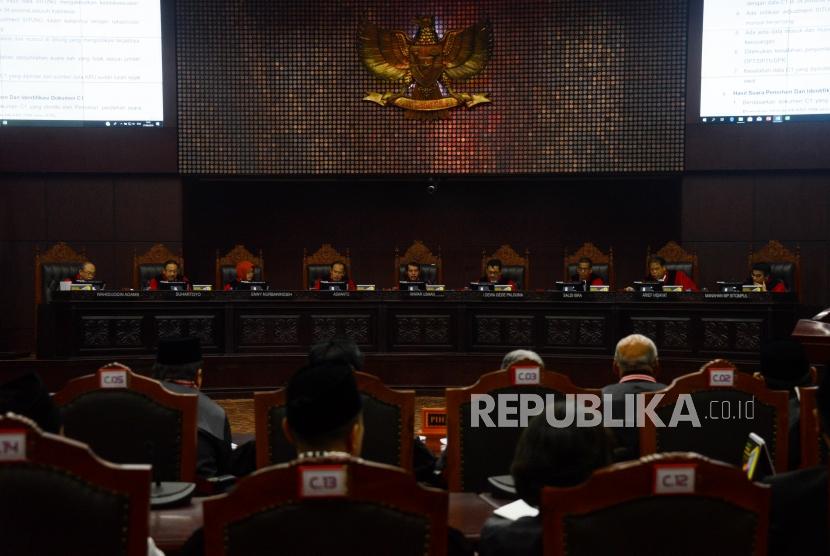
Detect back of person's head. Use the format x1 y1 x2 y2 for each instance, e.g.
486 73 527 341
511 401 612 506
285 360 363 452
153 336 203 381
308 337 364 370
0 372 61 433
613 334 658 376
759 339 811 391
501 349 545 370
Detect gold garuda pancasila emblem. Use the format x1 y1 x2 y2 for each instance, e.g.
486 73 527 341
359 15 493 119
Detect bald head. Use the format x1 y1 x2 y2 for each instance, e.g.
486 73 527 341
613 334 658 377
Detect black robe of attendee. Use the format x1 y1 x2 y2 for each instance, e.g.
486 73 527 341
479 515 542 556
762 466 829 555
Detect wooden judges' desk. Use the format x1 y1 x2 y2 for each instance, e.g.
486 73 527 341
40 290 796 365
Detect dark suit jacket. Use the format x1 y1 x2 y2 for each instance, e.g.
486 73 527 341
162 381 233 478
602 378 666 461
479 515 542 556
762 465 828 555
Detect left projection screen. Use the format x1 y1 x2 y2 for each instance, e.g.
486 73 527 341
0 0 163 127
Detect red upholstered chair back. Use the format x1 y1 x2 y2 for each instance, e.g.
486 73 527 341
53 362 199 481
640 359 790 471
255 371 414 472
203 456 448 556
541 452 770 556
445 364 600 492
0 414 151 556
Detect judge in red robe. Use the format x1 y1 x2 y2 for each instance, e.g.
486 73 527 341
570 257 605 291
148 259 192 290
479 258 518 291
224 260 255 291
645 256 698 291
312 261 356 291
748 262 787 292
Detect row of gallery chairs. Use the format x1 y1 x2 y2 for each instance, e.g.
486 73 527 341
35 238 802 302
2 358 824 554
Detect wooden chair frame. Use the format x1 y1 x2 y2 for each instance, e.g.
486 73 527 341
53 363 198 481
0 414 151 556
254 371 415 471
563 242 615 289
647 240 700 286
215 244 265 288
203 456 448 556
133 243 184 289
34 241 87 306
797 386 822 468
640 359 790 472
302 243 351 289
445 365 600 492
748 240 801 300
541 452 770 556
481 244 530 289
393 240 443 285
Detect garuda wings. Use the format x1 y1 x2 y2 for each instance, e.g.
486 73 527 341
359 16 493 118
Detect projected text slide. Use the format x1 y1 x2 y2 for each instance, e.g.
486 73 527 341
0 0 162 123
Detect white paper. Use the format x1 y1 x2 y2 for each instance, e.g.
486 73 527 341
493 498 539 521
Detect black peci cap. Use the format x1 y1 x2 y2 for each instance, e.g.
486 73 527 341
286 361 362 437
156 336 202 366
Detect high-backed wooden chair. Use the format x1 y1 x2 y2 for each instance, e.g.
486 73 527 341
394 240 442 284
0 414 151 556
203 456 448 556
541 452 770 556
215 244 265 289
563 242 615 289
303 243 351 289
749 240 801 299
481 244 530 290
53 362 198 481
647 240 699 286
254 371 415 471
133 243 184 290
35 241 87 306
445 364 601 492
797 386 827 468
640 359 790 471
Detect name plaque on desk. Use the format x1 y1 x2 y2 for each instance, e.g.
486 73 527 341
482 292 526 299
403 291 445 299
174 291 207 299
250 291 294 298
638 292 669 299
704 293 751 300
561 292 585 300
94 291 141 299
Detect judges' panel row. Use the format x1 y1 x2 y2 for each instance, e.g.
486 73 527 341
39 291 798 359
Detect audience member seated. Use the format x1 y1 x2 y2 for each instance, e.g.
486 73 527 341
148 259 192 291
748 262 788 292
602 334 667 461
154 336 233 478
757 339 813 470
478 401 613 556
0 372 61 433
478 258 518 291
223 260 255 290
501 349 545 370
309 337 439 486
762 369 829 555
312 260 356 291
570 257 605 291
627 255 698 291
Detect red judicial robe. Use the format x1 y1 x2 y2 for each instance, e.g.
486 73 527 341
148 274 192 291
312 278 357 291
652 269 698 292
